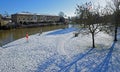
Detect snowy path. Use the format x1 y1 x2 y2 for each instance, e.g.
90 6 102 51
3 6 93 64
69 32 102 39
56 36 68 55
56 36 73 56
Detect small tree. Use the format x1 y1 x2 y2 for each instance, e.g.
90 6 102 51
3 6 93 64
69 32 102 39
58 12 65 23
59 11 65 17
76 2 103 48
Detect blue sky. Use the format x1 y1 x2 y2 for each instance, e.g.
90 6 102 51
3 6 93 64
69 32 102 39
0 0 105 17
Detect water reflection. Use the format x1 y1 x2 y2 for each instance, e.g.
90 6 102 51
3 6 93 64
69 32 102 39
0 25 68 46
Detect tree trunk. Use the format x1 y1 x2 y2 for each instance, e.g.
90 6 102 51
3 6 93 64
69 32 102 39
114 25 118 41
114 11 118 42
92 33 95 48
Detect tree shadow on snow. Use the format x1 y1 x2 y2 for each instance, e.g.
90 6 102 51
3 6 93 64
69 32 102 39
35 41 119 72
92 42 116 72
58 42 117 72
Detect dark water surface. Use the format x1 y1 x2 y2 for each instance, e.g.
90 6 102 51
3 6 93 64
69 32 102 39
0 25 68 46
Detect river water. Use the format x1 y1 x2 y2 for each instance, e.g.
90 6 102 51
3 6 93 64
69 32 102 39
0 25 68 46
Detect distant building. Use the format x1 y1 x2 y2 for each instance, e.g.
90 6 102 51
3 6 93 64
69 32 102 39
0 14 2 26
11 13 61 24
0 14 1 19
0 14 11 26
65 19 70 24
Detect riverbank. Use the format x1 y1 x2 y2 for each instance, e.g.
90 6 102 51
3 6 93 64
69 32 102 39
0 22 67 30
0 28 120 72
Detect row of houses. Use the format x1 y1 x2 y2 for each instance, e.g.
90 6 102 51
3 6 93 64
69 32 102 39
0 12 67 29
12 13 62 24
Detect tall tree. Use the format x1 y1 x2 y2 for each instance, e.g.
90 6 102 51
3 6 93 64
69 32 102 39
107 0 120 41
113 0 120 41
76 2 103 48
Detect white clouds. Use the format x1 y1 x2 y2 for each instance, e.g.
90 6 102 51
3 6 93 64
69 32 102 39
90 0 112 7
65 11 76 17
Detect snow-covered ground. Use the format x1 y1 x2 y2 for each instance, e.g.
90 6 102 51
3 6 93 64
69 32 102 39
0 28 120 72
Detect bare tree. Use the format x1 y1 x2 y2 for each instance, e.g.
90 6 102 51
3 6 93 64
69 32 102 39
76 2 103 48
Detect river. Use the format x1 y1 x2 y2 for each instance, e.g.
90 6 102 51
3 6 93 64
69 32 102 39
0 25 68 46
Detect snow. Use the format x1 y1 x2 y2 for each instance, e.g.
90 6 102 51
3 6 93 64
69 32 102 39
0 27 120 72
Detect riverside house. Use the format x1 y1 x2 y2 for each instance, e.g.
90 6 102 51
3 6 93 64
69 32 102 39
12 12 61 25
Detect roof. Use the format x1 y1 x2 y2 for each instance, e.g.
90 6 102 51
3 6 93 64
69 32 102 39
12 12 59 17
